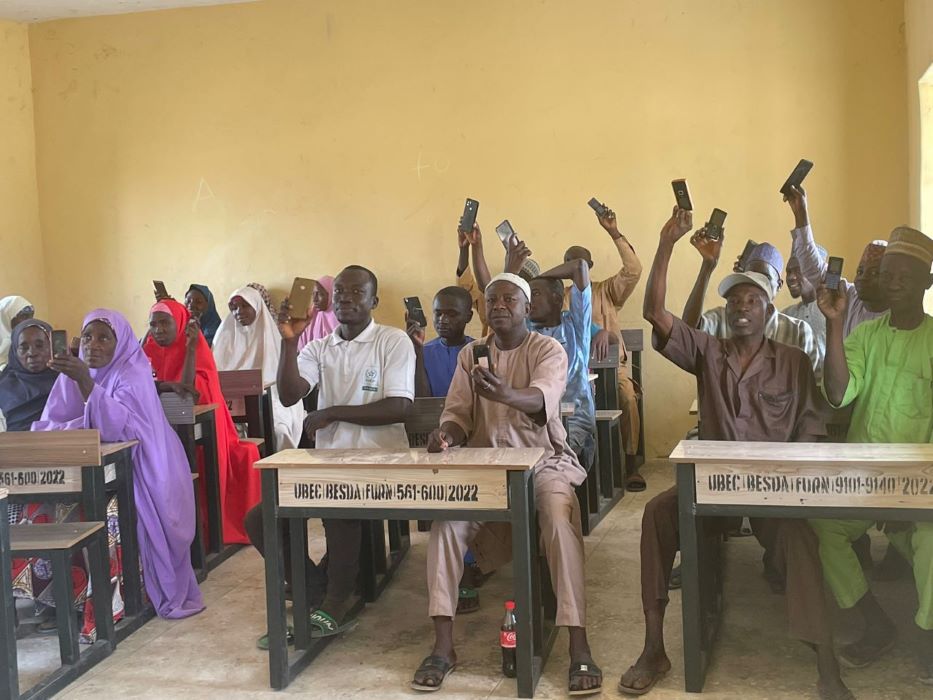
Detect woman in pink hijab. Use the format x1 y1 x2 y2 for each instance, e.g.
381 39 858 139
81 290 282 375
296 276 338 352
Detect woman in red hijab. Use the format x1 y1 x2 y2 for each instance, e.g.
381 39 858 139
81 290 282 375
143 299 259 544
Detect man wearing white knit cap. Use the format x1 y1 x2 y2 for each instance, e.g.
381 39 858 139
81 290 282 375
412 273 601 695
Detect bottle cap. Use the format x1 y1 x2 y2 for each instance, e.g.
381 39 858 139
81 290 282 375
505 600 515 610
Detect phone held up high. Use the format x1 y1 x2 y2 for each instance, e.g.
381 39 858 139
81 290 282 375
780 159 814 196
825 256 844 291
404 297 428 328
51 330 68 358
671 179 693 211
459 198 479 233
287 277 316 320
587 198 609 218
495 220 517 248
736 239 758 273
704 208 728 241
152 280 169 299
472 344 493 374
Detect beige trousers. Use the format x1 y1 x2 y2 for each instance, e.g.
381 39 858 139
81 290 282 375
426 468 587 627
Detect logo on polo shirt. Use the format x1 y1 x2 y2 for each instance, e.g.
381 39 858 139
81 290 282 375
362 367 379 392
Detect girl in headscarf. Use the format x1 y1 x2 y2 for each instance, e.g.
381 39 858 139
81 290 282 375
296 276 338 351
26 309 204 630
184 284 222 347
143 299 260 544
212 286 305 450
0 319 57 431
0 296 35 371
247 282 278 318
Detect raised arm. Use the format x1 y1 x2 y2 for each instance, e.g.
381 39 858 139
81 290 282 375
537 258 590 291
681 226 722 328
406 313 432 397
644 207 693 342
276 300 312 406
785 186 826 288
456 229 470 277
816 280 851 406
595 206 643 306
466 224 493 292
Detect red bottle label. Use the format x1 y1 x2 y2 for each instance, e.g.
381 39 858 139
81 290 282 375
500 630 516 648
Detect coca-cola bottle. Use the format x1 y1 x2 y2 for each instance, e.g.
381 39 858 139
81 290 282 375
500 600 517 678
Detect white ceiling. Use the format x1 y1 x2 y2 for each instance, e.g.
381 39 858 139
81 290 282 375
0 0 257 23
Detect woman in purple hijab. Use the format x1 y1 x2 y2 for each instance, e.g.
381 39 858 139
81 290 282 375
34 309 204 619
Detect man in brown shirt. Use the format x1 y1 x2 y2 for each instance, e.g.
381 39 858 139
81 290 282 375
411 273 601 695
562 204 644 486
619 208 852 700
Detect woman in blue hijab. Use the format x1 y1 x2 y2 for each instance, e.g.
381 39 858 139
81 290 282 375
0 318 57 431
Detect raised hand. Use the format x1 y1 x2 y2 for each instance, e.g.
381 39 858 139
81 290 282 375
462 223 482 247
405 312 425 348
783 185 809 228
660 206 693 245
816 279 849 321
471 365 513 404
690 226 724 266
277 297 310 340
184 319 200 349
596 207 620 236
504 236 533 275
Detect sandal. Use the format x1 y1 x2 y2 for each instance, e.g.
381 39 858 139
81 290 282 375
619 665 668 696
308 609 358 639
568 661 602 696
626 474 647 492
256 626 294 650
839 631 897 668
411 654 457 692
456 587 480 615
817 679 855 700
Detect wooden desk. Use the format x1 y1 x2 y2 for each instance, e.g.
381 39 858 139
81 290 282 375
671 440 933 693
0 488 14 700
255 447 554 698
588 345 619 412
218 370 275 457
0 432 152 644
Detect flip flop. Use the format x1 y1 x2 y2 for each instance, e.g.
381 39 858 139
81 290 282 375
618 665 668 696
308 609 358 639
626 474 647 492
817 679 856 700
256 626 294 650
411 654 457 692
568 661 602 696
456 587 480 615
839 632 897 668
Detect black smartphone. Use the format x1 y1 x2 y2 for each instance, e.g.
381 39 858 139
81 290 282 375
737 239 759 272
780 159 814 196
51 330 68 357
153 280 168 298
287 277 316 320
825 256 844 291
404 297 428 327
459 198 479 233
472 344 493 374
495 220 516 248
587 198 609 218
671 179 693 211
705 208 727 241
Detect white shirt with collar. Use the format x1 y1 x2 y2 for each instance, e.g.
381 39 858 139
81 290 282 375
296 320 415 450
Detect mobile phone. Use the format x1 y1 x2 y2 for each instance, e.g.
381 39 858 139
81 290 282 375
472 344 493 374
705 208 728 241
495 220 516 248
404 297 427 328
737 239 759 273
671 179 693 211
587 198 609 218
459 198 479 233
51 330 68 357
825 256 844 291
287 277 316 320
153 280 168 298
779 159 814 196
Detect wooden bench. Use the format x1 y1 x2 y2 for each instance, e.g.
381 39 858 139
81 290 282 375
0 431 152 643
9 521 114 699
620 328 646 475
0 489 15 699
218 369 274 457
572 411 625 535
670 440 933 693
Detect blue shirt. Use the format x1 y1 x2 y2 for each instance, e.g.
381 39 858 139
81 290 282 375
422 336 474 397
532 285 595 434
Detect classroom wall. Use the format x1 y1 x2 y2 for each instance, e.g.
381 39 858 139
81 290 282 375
0 20 46 314
27 0 909 457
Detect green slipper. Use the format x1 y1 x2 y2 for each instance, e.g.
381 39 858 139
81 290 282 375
257 625 294 650
309 609 358 639
456 587 480 615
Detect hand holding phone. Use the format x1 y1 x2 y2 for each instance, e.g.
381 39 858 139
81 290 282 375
287 277 316 321
472 344 493 374
780 159 814 196
587 198 609 218
671 179 693 211
458 198 479 234
495 220 517 249
704 208 727 242
404 297 428 328
153 280 170 301
736 239 759 273
51 330 68 358
824 256 844 291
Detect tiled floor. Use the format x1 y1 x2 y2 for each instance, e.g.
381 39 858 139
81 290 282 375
12 460 928 698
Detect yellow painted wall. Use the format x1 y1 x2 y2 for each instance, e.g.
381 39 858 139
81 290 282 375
27 0 909 456
0 20 46 315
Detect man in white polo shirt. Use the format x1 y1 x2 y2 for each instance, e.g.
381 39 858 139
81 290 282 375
277 264 415 638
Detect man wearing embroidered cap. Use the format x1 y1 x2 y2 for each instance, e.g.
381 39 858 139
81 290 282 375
412 272 602 695
621 206 851 699
811 226 933 681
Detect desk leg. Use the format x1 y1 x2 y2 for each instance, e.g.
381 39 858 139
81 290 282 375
290 517 310 650
52 550 80 665
199 417 223 553
0 499 18 700
116 451 143 616
510 470 538 699
261 469 289 689
678 462 706 692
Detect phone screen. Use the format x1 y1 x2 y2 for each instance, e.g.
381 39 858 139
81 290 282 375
153 280 168 298
472 344 492 373
51 330 68 357
587 198 608 217
825 256 844 290
404 297 427 327
827 257 843 275
672 179 693 211
495 220 516 248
